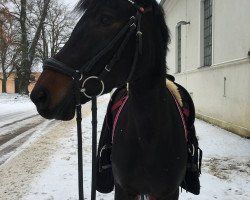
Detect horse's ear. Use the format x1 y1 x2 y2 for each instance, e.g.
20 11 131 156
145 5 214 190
75 0 92 11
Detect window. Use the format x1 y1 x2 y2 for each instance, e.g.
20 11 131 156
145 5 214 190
204 0 212 66
177 25 181 73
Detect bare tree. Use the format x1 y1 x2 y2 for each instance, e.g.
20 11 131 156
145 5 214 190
16 0 51 95
36 0 74 61
1 0 74 94
1 0 51 94
0 5 19 93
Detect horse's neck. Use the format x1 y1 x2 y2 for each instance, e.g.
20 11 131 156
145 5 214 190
128 67 167 102
129 76 166 106
127 74 172 140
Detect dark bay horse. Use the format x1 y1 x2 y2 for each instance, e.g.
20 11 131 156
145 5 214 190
30 0 187 199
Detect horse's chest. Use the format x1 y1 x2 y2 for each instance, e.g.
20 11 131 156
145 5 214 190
111 108 184 190
109 93 187 194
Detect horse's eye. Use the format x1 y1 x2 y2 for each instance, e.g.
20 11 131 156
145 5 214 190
100 15 113 26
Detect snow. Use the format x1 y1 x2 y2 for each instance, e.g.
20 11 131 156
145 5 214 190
22 95 114 200
0 93 250 200
0 94 37 127
0 94 35 113
180 120 250 200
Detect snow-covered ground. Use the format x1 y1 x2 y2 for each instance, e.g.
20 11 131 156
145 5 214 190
0 94 52 165
0 94 37 126
0 93 36 113
0 94 250 200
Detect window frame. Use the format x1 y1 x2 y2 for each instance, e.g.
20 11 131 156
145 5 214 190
203 0 212 67
176 25 182 73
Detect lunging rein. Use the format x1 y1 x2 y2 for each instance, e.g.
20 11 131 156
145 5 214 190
42 1 151 199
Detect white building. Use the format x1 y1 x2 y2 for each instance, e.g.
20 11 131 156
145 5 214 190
161 0 250 137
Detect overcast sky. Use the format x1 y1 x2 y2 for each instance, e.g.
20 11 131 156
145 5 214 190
61 0 78 9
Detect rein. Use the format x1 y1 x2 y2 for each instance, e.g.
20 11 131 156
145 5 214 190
42 1 151 199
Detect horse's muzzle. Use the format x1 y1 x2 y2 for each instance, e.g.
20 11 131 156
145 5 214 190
30 86 50 112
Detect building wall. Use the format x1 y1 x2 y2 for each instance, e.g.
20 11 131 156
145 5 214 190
0 73 40 94
162 0 250 137
0 74 16 93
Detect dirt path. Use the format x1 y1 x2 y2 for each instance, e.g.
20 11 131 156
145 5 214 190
0 107 85 200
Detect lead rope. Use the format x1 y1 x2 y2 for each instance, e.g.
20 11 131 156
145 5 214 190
74 72 99 200
74 73 85 200
76 103 84 200
91 96 97 200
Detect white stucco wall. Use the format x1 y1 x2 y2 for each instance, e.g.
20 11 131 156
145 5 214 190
213 0 250 64
163 0 250 137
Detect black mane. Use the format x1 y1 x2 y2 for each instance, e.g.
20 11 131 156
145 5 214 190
75 0 155 11
75 0 91 11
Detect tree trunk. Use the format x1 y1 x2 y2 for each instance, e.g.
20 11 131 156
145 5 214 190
17 0 50 95
17 0 29 95
1 78 7 93
1 56 7 93
41 24 49 60
16 64 30 95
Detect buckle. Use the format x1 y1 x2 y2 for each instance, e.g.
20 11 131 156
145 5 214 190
130 23 136 30
73 70 83 81
136 31 142 36
105 65 111 72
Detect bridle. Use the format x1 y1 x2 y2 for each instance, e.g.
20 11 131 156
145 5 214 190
42 1 151 200
43 6 150 98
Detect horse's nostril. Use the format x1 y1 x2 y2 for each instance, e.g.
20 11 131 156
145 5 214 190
30 87 50 110
37 91 46 102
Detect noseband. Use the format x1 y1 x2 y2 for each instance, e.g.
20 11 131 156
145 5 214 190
42 1 151 200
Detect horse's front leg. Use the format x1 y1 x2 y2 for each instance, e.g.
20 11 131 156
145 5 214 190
114 183 137 200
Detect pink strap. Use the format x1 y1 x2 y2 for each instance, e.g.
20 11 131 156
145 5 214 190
183 107 190 117
112 95 129 143
111 92 188 143
111 96 128 112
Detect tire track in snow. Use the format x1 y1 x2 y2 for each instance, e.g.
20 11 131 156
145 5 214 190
0 110 37 127
0 114 50 165
0 114 38 129
0 115 43 145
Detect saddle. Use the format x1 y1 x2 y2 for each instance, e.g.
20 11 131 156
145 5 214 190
96 77 202 195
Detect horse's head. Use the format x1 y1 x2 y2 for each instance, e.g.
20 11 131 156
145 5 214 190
30 0 169 120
